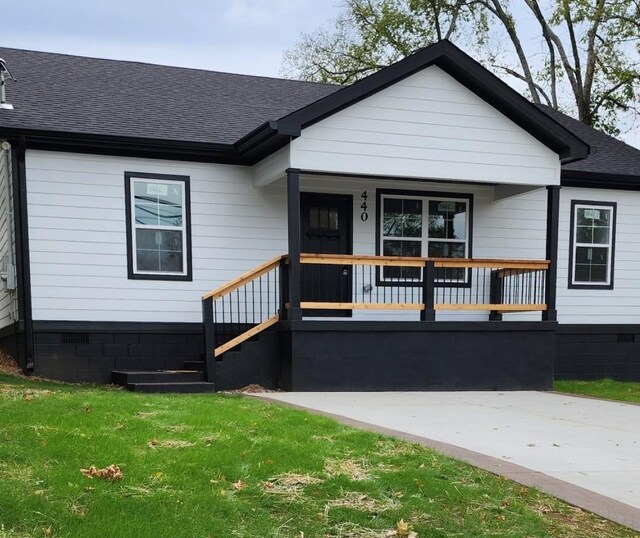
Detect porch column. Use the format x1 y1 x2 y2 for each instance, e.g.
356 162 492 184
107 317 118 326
286 168 302 321
543 185 560 321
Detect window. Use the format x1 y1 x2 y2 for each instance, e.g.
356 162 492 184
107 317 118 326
378 190 471 283
125 172 192 281
569 200 616 289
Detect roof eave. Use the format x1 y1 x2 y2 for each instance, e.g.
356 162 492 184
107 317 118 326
0 127 243 164
561 169 640 190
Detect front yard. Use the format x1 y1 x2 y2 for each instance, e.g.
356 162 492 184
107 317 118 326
0 373 637 538
555 379 640 404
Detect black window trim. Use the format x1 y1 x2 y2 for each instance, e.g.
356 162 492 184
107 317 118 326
124 171 193 282
375 188 474 288
568 199 616 290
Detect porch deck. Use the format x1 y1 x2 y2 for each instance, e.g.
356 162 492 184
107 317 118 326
202 253 556 392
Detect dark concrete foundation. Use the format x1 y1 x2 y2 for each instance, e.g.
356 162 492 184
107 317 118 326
17 320 640 389
556 325 640 381
31 321 204 383
279 321 557 391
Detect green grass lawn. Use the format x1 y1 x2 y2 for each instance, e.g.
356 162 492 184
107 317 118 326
0 374 636 538
555 378 640 404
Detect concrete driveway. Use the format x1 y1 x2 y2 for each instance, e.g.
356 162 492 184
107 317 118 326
257 391 640 530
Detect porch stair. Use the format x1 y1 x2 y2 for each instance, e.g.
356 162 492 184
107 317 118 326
111 369 215 393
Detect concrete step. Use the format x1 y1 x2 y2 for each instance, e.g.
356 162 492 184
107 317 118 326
111 370 205 385
126 382 216 393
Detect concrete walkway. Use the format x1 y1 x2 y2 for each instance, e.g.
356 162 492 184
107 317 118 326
257 391 640 530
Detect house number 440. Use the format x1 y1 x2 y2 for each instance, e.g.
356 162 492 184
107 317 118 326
360 191 369 222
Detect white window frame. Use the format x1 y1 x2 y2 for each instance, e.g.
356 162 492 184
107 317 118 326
379 193 470 282
571 202 615 287
130 177 188 277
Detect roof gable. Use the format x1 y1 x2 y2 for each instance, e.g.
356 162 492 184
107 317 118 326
289 65 563 185
274 40 588 164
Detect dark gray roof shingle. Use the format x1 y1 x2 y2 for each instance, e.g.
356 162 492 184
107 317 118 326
537 104 640 178
1 46 640 180
0 47 340 145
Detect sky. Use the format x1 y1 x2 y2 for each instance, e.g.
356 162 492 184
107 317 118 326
2 0 342 77
2 0 638 148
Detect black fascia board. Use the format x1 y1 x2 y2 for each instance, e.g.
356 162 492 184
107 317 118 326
274 40 589 164
561 169 640 190
233 120 292 164
0 127 243 164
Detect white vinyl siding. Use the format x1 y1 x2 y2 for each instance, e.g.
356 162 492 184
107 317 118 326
557 188 640 324
26 150 551 323
290 66 561 186
26 150 288 323
0 144 17 329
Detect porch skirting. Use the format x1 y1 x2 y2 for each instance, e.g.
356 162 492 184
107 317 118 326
12 320 640 388
279 321 556 391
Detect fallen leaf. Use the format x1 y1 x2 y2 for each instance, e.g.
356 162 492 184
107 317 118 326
392 519 417 538
232 480 245 491
82 406 92 413
23 392 33 401
80 464 122 480
148 438 159 448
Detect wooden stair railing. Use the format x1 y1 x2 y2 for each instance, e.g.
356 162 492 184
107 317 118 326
201 255 287 381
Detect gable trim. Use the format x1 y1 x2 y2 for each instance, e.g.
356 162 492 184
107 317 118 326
275 41 589 164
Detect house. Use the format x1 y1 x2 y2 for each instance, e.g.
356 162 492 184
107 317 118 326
0 40 638 392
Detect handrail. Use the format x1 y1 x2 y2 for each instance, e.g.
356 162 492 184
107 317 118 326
298 253 549 316
300 253 549 270
202 255 287 378
214 315 280 357
202 254 287 301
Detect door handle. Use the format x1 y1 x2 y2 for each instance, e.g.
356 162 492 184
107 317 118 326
342 266 349 277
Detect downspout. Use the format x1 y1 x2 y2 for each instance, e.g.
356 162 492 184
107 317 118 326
11 137 34 371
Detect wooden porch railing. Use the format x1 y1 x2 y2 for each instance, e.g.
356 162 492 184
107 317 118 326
299 253 549 319
202 253 550 373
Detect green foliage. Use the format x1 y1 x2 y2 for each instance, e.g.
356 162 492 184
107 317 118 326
282 0 487 83
0 373 637 537
282 0 640 137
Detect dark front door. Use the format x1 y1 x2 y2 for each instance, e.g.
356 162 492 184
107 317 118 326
301 193 353 317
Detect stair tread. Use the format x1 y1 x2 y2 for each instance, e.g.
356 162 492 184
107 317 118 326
126 381 216 393
130 382 214 386
112 369 199 374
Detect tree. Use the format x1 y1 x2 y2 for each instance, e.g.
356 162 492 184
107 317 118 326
282 0 640 136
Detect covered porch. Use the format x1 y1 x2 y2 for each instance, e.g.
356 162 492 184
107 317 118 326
201 169 562 391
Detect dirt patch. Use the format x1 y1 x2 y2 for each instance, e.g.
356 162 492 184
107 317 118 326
262 472 323 497
0 352 24 377
0 386 54 400
148 439 195 449
201 433 231 445
221 384 283 394
531 501 629 538
324 492 399 515
325 458 371 481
